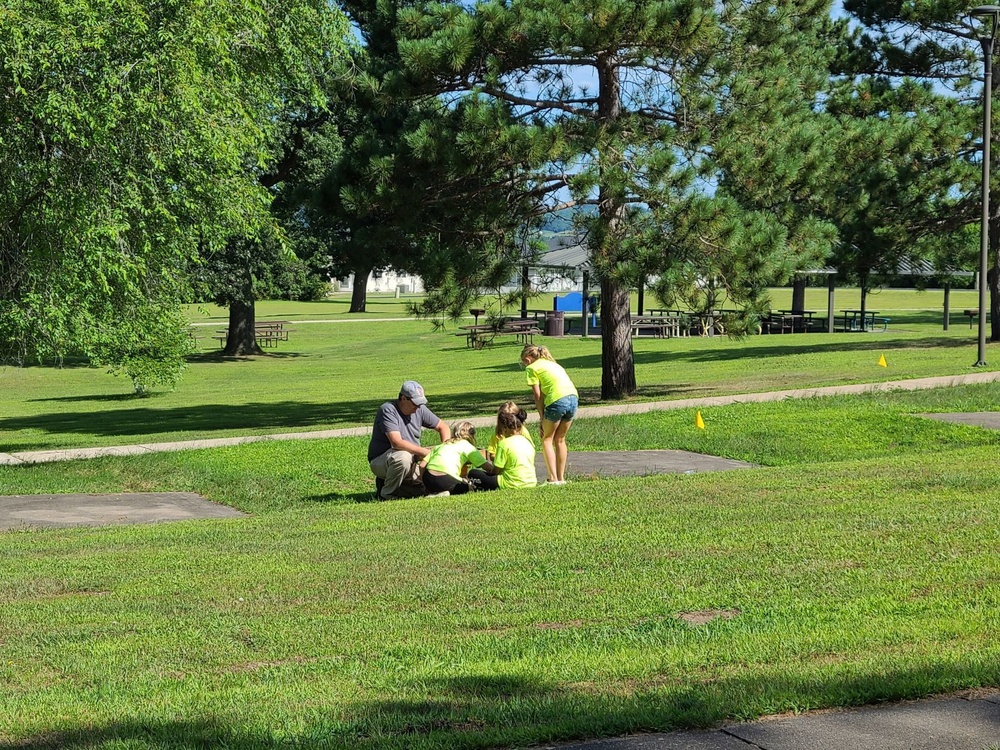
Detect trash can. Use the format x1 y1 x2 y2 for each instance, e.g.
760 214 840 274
545 310 565 337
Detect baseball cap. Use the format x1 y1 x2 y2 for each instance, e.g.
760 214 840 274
400 380 427 406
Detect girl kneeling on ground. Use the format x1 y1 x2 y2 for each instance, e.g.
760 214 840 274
419 421 488 496
468 407 537 491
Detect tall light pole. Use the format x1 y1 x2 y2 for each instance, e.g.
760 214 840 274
971 6 1000 367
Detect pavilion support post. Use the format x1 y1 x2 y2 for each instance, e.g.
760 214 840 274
827 275 835 334
520 263 529 320
943 282 951 331
582 270 590 338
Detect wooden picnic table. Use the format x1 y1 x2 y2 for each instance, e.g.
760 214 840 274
776 309 815 333
630 315 681 338
686 310 732 337
214 320 294 348
457 319 541 349
841 309 889 332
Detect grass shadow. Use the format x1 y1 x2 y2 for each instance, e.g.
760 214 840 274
0 390 535 444
7 663 999 749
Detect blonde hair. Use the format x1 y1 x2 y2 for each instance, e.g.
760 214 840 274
520 344 554 363
448 421 476 443
495 401 528 438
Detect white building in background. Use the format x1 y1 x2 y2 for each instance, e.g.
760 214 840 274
334 235 592 295
336 269 426 294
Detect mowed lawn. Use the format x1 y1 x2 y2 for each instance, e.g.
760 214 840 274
2 290 1000 748
0 288 996 453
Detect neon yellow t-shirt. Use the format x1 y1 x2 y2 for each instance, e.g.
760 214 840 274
424 439 486 479
495 434 537 489
525 358 577 406
487 425 534 458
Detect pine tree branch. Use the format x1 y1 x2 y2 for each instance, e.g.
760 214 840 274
478 85 598 116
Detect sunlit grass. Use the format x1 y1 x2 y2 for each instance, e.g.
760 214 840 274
1 288 997 747
2 288 997 453
3 379 1000 748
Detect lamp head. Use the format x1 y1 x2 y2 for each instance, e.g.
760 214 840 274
971 5 1000 40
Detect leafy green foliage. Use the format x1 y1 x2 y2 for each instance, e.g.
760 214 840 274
831 0 982 308
0 0 350 381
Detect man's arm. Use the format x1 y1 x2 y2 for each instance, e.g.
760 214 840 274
386 430 431 459
435 420 451 444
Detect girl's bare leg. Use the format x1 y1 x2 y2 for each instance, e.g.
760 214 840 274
552 419 573 481
541 418 559 482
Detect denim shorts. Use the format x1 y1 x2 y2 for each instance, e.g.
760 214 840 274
544 394 578 422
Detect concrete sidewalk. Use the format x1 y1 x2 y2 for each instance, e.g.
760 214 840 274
549 690 1000 750
3 371 1000 466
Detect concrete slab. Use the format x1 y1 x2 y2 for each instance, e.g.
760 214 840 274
550 692 1000 750
0 492 247 531
551 450 755 479
542 730 750 749
726 694 1000 750
921 412 1000 430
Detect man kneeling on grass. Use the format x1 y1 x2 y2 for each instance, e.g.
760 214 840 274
368 380 451 500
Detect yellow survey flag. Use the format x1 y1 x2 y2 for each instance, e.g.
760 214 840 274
695 411 705 430
878 354 887 368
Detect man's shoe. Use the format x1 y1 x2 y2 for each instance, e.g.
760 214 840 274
425 491 451 498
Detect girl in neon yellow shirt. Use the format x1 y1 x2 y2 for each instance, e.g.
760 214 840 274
468 408 537 490
419 421 488 496
520 344 577 485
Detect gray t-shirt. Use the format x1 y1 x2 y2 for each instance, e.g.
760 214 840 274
367 400 441 461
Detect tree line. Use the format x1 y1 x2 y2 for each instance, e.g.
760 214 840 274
0 0 992 397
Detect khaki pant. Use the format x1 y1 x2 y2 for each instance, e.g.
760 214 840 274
370 448 424 499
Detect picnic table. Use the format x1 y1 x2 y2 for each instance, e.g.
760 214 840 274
687 310 731 337
762 310 815 334
776 309 815 333
457 319 541 349
631 314 682 338
842 310 890 332
214 320 295 348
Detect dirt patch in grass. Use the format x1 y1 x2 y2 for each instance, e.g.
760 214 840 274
676 608 741 626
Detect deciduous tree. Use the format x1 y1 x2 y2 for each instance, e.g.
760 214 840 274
0 0 350 382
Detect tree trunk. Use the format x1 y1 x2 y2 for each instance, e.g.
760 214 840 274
223 298 263 356
595 52 636 400
600 278 636 400
350 263 373 313
792 276 806 311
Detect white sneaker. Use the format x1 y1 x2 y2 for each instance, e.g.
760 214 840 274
426 490 451 497
545 480 567 486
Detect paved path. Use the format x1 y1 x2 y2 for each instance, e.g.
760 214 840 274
547 690 1000 750
3 372 1000 466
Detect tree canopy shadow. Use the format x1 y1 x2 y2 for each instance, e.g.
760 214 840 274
11 663 995 749
0 390 533 444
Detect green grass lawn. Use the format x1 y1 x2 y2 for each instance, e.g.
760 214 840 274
1 288 996 454
3 384 1000 748
3 290 1000 749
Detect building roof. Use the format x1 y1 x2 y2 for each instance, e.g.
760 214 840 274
535 234 590 270
798 259 972 278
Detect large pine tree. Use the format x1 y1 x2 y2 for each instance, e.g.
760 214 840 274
401 0 842 398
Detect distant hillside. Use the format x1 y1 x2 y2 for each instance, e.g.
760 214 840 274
539 205 596 234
